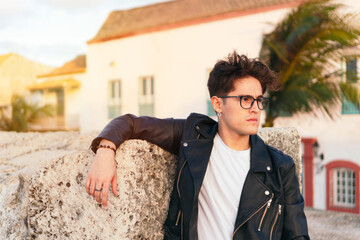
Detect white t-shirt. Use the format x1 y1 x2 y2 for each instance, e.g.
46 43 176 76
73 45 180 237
197 133 250 240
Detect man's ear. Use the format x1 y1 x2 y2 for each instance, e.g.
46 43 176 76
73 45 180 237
210 96 222 113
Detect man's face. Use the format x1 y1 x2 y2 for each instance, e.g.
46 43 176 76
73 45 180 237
217 76 263 137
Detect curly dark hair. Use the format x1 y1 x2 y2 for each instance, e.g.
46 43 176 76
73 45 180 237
207 51 279 97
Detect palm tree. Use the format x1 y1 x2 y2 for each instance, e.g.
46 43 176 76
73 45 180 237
0 95 53 132
260 0 360 127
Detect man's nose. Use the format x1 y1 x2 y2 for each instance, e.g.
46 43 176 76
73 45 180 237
250 100 260 112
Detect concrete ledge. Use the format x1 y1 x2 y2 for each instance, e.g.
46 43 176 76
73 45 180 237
0 127 301 239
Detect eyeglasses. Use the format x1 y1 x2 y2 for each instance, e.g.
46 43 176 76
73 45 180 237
217 95 270 110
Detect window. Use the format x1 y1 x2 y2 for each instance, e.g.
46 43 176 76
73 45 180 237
342 57 360 114
333 168 356 209
346 58 357 83
31 90 42 105
108 80 121 118
342 99 360 114
206 68 216 117
56 89 64 116
326 160 359 214
139 76 154 116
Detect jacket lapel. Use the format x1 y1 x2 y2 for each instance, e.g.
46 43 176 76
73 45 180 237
181 115 218 196
182 139 214 196
233 135 274 231
233 172 272 230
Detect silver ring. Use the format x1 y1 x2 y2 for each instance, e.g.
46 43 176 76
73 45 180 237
94 188 102 191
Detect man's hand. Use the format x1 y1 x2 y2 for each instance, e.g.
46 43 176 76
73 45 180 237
85 139 118 207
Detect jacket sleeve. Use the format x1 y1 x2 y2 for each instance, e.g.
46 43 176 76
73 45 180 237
281 159 310 240
90 114 185 155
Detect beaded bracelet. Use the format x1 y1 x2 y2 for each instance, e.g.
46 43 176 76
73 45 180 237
97 144 117 155
97 144 118 166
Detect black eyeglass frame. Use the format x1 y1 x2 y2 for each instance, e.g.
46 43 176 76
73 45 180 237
217 95 270 110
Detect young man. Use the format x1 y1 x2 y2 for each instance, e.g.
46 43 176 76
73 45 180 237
86 52 309 240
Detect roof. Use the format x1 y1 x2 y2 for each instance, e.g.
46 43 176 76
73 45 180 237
27 78 81 90
89 0 301 43
0 53 14 65
39 55 86 77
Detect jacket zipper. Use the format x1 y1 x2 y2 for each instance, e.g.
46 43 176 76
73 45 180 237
175 160 186 227
269 205 282 240
177 160 187 198
232 193 274 238
257 198 273 231
175 209 181 226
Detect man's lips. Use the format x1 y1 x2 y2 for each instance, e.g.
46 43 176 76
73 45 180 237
247 118 258 122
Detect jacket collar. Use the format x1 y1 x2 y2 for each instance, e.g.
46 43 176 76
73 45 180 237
188 113 273 173
249 135 273 173
182 120 273 193
191 114 218 140
191 119 273 174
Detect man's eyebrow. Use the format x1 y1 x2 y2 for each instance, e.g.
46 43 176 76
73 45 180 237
239 94 263 98
235 94 264 98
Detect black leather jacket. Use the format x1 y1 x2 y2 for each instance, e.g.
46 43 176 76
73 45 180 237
91 113 309 240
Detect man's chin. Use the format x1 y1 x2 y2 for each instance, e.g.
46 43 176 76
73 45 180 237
248 127 259 135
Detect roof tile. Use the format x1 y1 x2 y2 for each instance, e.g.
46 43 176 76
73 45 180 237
89 0 300 43
40 55 86 77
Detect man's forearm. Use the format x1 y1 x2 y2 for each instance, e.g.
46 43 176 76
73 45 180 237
91 114 185 155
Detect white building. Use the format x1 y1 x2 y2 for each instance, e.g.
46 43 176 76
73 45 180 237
82 0 300 131
82 0 360 214
28 55 86 131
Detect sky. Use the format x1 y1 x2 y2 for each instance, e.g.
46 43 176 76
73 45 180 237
0 0 170 67
1 0 360 68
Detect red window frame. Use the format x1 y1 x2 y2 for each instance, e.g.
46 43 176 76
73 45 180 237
326 160 360 214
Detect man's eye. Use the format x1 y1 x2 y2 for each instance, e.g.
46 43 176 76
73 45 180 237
258 98 263 103
242 97 251 102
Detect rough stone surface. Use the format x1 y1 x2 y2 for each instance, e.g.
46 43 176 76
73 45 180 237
1 128 357 239
0 132 176 239
258 127 302 188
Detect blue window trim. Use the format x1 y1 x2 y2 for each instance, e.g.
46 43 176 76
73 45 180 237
341 57 360 114
342 99 360 114
207 99 216 116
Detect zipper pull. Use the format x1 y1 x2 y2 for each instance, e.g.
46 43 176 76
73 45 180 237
267 198 272 208
278 205 282 214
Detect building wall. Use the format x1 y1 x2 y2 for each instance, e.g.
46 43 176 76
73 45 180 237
31 72 85 130
65 73 86 130
82 7 292 132
0 53 54 106
275 103 360 210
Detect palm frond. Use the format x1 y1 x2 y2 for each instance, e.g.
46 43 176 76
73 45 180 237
261 0 360 126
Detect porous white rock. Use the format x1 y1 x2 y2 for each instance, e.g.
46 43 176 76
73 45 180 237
0 128 301 239
258 127 302 186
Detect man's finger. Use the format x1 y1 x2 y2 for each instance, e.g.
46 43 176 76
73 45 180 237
94 184 103 203
102 182 111 207
111 173 118 196
89 180 96 196
85 177 91 195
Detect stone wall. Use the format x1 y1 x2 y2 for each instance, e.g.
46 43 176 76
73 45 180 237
0 128 301 239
